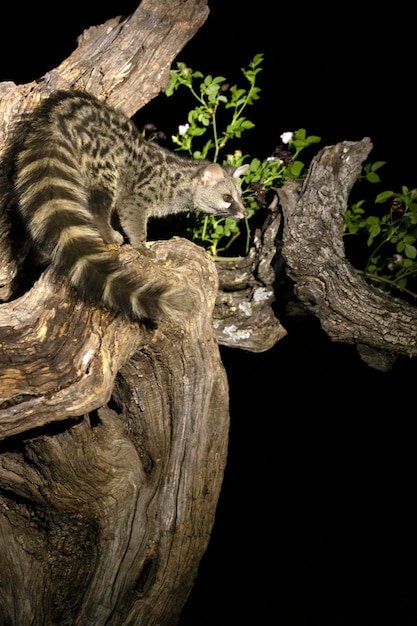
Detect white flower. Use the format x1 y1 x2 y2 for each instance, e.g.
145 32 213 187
178 123 189 135
388 254 403 270
280 131 294 144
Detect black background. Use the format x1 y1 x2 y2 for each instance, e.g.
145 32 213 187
2 2 417 624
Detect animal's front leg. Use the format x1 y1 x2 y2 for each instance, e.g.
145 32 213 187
118 203 148 249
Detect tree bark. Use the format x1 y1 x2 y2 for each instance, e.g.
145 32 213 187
1 239 228 625
279 138 417 371
214 199 287 352
0 2 232 625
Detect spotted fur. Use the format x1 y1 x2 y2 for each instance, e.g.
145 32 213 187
14 90 248 321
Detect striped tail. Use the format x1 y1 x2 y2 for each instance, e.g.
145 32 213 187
15 141 188 322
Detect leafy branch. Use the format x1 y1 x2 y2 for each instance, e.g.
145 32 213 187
344 165 417 300
162 56 321 257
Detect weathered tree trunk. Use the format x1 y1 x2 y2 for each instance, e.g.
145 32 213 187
0 239 228 625
279 138 417 370
0 2 232 624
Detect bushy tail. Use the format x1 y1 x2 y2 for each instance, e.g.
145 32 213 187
15 129 188 322
51 229 189 321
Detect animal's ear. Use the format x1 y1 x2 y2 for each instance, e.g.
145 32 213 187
200 163 225 186
232 164 249 178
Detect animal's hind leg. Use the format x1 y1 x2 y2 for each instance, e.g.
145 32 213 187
89 188 124 245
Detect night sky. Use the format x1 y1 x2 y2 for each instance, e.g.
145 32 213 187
2 2 416 624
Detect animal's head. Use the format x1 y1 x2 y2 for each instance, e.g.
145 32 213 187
194 163 249 219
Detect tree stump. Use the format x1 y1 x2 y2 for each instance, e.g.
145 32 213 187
0 2 233 624
0 236 230 624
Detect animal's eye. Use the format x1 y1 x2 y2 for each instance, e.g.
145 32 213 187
223 194 233 203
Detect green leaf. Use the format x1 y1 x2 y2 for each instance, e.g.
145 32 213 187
366 171 382 184
188 126 207 136
375 190 395 203
246 87 261 104
241 120 255 129
250 53 264 67
369 223 381 238
305 134 321 144
405 244 417 259
371 161 386 171
407 213 417 225
294 128 306 140
289 161 304 177
250 158 261 171
292 140 307 149
230 86 246 100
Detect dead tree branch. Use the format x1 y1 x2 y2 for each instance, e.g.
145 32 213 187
279 138 417 370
